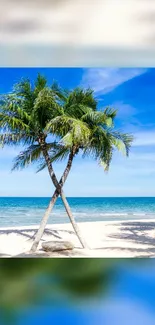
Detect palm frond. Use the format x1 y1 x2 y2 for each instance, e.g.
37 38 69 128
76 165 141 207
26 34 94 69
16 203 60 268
0 133 34 148
33 88 62 128
46 115 91 147
64 88 97 112
110 131 134 156
81 110 113 127
51 81 68 102
64 103 93 120
12 145 43 171
13 78 34 113
0 112 30 131
34 74 47 95
103 107 117 120
81 124 133 171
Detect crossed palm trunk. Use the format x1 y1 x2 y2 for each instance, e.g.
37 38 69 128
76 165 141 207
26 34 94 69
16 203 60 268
30 142 88 252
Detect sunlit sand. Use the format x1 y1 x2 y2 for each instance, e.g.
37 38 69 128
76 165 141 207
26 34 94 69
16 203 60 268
0 219 155 258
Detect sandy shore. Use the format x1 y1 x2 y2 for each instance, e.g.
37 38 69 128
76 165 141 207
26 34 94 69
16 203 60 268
0 219 155 258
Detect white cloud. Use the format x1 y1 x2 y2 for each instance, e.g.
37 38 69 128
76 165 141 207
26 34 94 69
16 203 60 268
81 68 147 95
113 102 136 118
130 152 155 162
133 131 155 147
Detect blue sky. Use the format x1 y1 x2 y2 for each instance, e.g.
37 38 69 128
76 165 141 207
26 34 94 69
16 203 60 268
0 67 155 197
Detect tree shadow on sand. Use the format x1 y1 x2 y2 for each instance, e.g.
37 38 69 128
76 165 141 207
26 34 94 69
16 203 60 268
0 228 80 258
103 221 155 257
0 227 79 258
0 227 75 241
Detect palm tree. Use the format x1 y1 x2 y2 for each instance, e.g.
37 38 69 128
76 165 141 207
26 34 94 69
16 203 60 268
0 77 133 252
29 88 133 250
0 75 92 250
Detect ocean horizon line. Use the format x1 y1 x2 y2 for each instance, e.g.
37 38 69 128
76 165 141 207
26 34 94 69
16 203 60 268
1 196 155 199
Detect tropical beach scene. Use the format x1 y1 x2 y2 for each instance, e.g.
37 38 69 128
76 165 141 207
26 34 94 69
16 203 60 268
0 67 155 258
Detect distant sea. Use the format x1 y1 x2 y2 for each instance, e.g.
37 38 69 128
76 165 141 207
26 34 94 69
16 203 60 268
0 197 155 227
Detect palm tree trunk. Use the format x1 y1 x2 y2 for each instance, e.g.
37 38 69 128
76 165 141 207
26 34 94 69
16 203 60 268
42 146 88 249
30 189 59 252
60 189 88 248
30 141 88 252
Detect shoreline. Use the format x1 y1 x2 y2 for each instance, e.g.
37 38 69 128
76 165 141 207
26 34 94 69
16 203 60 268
0 219 155 258
0 218 155 230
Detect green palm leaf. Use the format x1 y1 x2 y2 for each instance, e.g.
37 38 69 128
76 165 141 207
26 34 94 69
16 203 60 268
12 145 43 170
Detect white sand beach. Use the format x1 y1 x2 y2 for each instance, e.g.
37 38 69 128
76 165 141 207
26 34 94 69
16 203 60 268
0 219 155 258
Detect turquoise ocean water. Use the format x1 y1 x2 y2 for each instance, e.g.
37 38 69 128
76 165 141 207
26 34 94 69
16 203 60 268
0 197 155 227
